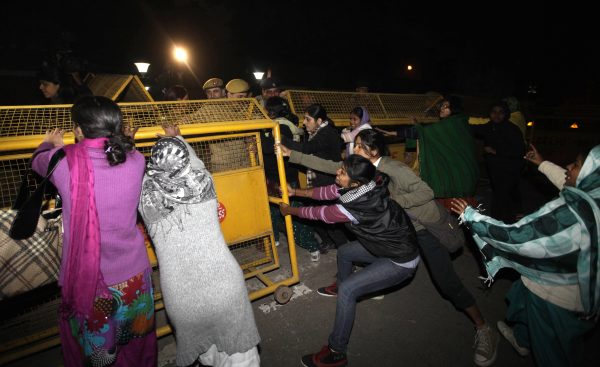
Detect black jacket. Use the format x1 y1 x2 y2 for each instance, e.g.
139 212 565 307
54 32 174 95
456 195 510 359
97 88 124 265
282 124 342 187
339 174 419 263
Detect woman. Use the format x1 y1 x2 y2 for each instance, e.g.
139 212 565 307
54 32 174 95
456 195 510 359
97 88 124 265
281 103 345 260
262 96 318 252
38 64 92 104
32 96 155 366
376 96 479 206
340 106 372 157
280 129 499 367
280 155 420 367
450 145 599 367
139 127 260 367
281 103 341 188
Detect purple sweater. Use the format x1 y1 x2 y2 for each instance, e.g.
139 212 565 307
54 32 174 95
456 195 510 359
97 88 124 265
297 184 352 224
33 142 149 286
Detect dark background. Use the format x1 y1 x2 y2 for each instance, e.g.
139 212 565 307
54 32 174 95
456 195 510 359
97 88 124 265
0 0 597 105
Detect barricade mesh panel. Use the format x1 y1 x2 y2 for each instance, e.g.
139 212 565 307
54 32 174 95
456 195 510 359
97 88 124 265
0 99 268 138
229 235 274 271
285 90 441 123
0 158 43 209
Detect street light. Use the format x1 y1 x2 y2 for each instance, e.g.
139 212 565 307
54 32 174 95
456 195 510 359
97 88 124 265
407 65 413 71
253 71 265 80
134 62 151 75
173 47 188 63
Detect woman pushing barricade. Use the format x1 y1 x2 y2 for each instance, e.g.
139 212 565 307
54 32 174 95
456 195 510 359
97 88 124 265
32 96 156 367
279 154 420 367
138 125 261 367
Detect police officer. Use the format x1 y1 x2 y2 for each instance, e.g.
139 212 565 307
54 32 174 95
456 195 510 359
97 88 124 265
203 77 226 99
225 79 251 98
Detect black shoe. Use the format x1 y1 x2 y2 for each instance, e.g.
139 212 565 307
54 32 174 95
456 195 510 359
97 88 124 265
319 241 334 254
301 345 347 367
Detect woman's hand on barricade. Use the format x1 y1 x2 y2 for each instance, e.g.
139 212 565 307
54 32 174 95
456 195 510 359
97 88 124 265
123 125 139 139
524 144 543 166
279 202 292 216
157 125 181 138
44 128 65 147
449 198 469 216
280 184 295 197
277 143 291 157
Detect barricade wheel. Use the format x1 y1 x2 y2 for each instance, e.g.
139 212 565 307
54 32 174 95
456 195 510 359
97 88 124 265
274 285 292 304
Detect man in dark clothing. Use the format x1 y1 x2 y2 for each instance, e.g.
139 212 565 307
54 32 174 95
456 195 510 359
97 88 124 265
472 101 526 223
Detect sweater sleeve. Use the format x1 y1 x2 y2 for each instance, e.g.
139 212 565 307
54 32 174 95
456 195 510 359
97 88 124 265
310 184 341 200
538 161 566 190
297 204 351 224
289 151 340 175
32 142 61 176
282 130 334 155
380 160 434 208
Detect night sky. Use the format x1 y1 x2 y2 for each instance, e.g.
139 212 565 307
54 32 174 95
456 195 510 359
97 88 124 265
1 0 597 103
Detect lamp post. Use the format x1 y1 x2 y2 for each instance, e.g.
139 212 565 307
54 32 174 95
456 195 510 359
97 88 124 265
134 62 151 91
134 62 151 75
253 71 265 81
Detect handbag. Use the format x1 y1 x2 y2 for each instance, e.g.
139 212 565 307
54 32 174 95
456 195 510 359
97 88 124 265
9 149 65 240
1 148 65 299
0 209 62 299
417 200 465 253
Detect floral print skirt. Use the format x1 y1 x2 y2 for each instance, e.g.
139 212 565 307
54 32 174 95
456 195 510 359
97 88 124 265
68 268 155 367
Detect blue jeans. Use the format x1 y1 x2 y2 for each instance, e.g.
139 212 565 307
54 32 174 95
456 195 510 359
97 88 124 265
328 241 418 352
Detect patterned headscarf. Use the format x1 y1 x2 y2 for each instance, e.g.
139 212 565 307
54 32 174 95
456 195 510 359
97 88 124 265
140 137 216 227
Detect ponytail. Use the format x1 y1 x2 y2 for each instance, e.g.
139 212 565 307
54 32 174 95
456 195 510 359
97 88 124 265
105 133 134 166
71 96 135 166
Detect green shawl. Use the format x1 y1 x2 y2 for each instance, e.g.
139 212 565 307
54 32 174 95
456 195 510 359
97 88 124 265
462 145 600 318
415 114 479 197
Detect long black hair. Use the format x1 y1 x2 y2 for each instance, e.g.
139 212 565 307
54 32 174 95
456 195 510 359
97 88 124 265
266 96 299 125
356 129 388 157
344 154 376 186
71 96 134 166
305 103 335 127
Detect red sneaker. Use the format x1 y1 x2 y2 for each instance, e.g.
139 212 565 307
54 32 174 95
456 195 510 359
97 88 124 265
301 345 348 367
317 282 337 297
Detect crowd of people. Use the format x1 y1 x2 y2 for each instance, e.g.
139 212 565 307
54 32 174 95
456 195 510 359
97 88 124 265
30 66 598 367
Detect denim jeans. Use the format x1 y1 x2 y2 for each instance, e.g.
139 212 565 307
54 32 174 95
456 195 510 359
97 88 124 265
328 241 418 352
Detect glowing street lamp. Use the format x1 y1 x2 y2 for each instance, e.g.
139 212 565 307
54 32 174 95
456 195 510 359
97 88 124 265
253 71 265 80
134 62 150 75
570 122 579 129
173 47 188 63
407 65 413 71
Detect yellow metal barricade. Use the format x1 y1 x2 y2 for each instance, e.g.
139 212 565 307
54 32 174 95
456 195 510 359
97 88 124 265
284 89 441 126
0 98 298 363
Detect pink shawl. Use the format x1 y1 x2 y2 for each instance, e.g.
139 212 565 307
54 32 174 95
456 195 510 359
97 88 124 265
59 138 109 365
